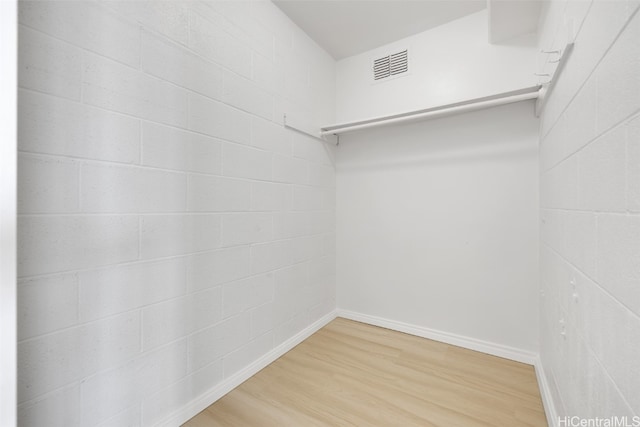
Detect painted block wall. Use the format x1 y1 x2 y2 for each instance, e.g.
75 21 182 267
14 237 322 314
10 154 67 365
336 101 540 354
537 0 640 421
335 10 539 123
16 1 336 425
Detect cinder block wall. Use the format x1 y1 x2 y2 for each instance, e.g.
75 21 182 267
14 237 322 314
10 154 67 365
538 0 640 420
16 1 336 425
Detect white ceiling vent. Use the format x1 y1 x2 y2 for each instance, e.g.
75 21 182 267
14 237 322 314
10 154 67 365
373 49 408 81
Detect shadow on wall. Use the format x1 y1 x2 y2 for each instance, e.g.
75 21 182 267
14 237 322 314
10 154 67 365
336 140 538 172
336 101 539 172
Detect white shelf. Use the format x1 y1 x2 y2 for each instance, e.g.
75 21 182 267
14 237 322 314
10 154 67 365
283 113 338 145
320 86 541 136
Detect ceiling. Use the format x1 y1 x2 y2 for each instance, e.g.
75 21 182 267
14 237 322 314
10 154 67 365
273 0 487 60
488 1 543 43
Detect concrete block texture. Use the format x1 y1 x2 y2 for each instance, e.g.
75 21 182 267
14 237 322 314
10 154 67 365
16 0 336 425
538 0 640 420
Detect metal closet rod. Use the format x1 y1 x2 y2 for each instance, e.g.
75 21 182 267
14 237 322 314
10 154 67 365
320 86 541 136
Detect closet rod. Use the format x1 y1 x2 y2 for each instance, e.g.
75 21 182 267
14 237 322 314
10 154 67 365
320 86 541 136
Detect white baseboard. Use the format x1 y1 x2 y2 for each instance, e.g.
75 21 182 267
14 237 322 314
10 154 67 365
336 309 538 365
160 308 555 427
534 356 558 427
158 309 338 427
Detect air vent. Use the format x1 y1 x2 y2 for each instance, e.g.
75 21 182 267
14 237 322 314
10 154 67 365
373 49 408 81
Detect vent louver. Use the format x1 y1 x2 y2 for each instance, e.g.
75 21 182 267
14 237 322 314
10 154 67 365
373 49 408 81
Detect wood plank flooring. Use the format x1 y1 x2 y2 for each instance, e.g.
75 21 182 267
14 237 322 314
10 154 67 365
183 318 547 427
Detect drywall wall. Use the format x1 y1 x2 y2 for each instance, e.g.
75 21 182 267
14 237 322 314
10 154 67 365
537 0 640 422
1 1 18 426
336 100 540 353
16 1 336 425
335 9 539 123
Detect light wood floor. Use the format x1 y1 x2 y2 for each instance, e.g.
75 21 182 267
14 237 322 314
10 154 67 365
183 318 547 427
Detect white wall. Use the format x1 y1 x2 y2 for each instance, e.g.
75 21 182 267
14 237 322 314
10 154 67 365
336 101 540 353
1 1 18 426
537 0 640 422
16 1 336 425
335 10 539 123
